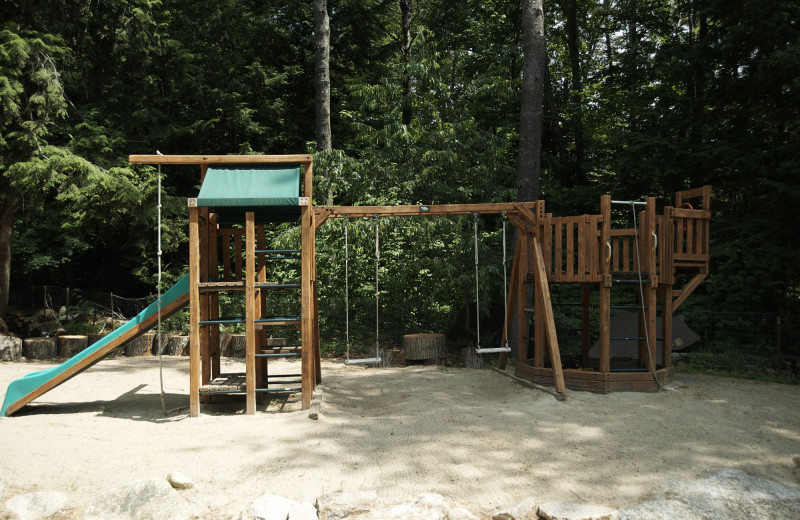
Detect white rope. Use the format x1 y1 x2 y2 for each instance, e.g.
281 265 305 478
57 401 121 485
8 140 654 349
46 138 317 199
344 217 350 362
502 211 509 350
374 215 380 356
629 202 662 390
473 213 480 350
156 152 166 415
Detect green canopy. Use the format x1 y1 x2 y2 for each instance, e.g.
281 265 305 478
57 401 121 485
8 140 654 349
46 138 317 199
196 164 302 223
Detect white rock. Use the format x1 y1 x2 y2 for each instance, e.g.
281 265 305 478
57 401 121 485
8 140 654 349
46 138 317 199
492 497 540 520
167 471 194 490
538 501 618 520
449 506 480 520
5 491 69 520
357 493 450 520
317 490 382 520
0 335 22 361
289 501 319 520
83 478 192 520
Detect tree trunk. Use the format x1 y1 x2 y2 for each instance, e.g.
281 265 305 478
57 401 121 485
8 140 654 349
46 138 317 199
124 333 153 356
564 0 585 185
0 191 15 317
400 0 413 125
517 0 546 202
313 0 333 204
403 333 447 361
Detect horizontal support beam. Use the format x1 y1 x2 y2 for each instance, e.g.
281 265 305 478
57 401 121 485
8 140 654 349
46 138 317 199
129 154 313 165
315 202 538 220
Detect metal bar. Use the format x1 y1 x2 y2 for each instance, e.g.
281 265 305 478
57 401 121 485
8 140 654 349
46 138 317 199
610 305 648 309
254 353 301 358
611 200 648 206
609 336 647 341
200 317 245 325
255 315 301 322
255 283 301 290
475 347 511 354
265 373 302 378
345 357 382 365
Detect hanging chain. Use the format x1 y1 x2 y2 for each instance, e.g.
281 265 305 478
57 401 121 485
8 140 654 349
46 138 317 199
344 216 350 362
156 155 166 415
473 212 480 349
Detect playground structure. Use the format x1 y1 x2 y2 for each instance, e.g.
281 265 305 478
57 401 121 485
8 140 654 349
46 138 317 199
1 153 711 416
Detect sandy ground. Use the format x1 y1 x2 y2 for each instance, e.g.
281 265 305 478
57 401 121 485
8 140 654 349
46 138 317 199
1 356 799 518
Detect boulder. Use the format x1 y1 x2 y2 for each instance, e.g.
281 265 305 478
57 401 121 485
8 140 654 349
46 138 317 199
36 320 64 337
82 478 192 520
4 490 70 520
317 490 383 520
244 494 312 520
166 471 194 490
0 335 22 361
492 497 540 520
537 502 617 520
357 493 451 520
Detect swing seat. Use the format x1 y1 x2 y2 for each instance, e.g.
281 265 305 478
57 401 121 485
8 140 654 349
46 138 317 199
475 347 511 354
345 357 382 366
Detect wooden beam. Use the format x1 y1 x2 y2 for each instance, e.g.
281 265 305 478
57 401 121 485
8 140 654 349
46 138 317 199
599 195 611 374
189 207 201 418
531 237 566 398
300 205 315 410
245 212 257 415
672 273 707 311
129 154 313 165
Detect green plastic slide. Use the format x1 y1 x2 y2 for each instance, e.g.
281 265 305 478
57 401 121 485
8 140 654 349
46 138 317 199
1 274 190 417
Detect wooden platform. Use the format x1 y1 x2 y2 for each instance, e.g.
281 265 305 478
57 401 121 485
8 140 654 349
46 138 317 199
515 362 674 393
199 372 302 394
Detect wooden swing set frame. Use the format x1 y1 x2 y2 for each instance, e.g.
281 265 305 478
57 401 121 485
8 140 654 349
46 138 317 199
130 154 711 416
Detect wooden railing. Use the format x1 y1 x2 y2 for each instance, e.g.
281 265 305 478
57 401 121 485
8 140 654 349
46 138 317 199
539 215 602 283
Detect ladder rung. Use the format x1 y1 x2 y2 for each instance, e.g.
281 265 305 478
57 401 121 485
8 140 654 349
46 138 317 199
256 316 301 323
345 357 382 365
256 387 301 393
255 283 301 290
475 347 511 354
255 352 301 358
612 279 651 284
200 317 244 325
609 336 647 341
610 305 647 309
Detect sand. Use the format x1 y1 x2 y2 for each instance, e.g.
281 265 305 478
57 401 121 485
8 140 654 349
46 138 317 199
1 357 799 517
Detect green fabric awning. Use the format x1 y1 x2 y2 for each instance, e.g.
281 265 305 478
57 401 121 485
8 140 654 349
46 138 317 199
196 164 302 223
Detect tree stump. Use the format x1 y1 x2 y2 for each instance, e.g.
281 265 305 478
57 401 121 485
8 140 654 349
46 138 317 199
228 334 246 358
403 333 447 363
163 335 189 356
23 337 57 360
87 333 105 346
124 333 153 356
461 347 483 369
57 335 88 358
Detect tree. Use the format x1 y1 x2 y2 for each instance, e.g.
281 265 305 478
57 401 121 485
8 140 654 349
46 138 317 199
0 28 69 315
517 0 546 202
313 0 333 202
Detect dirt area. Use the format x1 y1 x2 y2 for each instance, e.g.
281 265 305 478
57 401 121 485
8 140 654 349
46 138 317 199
1 357 799 518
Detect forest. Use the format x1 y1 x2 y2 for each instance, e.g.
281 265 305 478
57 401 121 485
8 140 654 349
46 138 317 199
1 0 798 349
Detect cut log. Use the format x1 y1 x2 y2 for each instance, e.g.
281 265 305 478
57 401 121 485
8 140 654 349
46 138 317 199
461 347 483 369
87 333 106 346
265 337 289 347
22 337 57 360
124 333 153 356
403 333 447 362
163 335 189 356
57 335 88 358
228 334 246 358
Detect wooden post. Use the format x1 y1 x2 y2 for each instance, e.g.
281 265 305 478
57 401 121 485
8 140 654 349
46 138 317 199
645 197 658 369
599 195 611 374
209 213 221 378
245 212 257 415
199 208 211 385
661 285 673 368
581 284 591 367
517 232 530 363
532 237 566 397
300 205 315 410
188 206 201 417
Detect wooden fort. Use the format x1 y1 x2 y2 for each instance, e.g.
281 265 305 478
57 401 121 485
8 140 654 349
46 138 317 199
130 154 710 414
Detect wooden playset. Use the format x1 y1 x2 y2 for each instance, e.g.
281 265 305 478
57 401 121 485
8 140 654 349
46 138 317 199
1 153 710 417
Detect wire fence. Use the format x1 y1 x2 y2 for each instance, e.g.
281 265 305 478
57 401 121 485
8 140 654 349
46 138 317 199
15 286 153 320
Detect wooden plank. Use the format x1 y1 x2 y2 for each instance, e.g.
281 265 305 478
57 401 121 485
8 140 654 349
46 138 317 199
199 208 211 385
198 281 245 290
622 236 630 271
543 219 553 276
518 233 530 364
661 286 673 368
673 253 710 262
581 285 591 367
315 202 541 220
671 208 711 219
300 205 315 410
589 216 599 280
221 231 232 281
234 231 243 281
129 154 313 165
612 237 620 272
577 217 586 282
565 218 574 280
554 219 563 278
672 273 707 311
532 237 566 397
245 212 256 415
189 207 201 417
599 195 611 375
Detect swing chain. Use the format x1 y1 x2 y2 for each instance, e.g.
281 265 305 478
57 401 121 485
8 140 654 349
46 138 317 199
502 211 509 349
374 215 380 355
473 212 480 350
344 216 350 362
